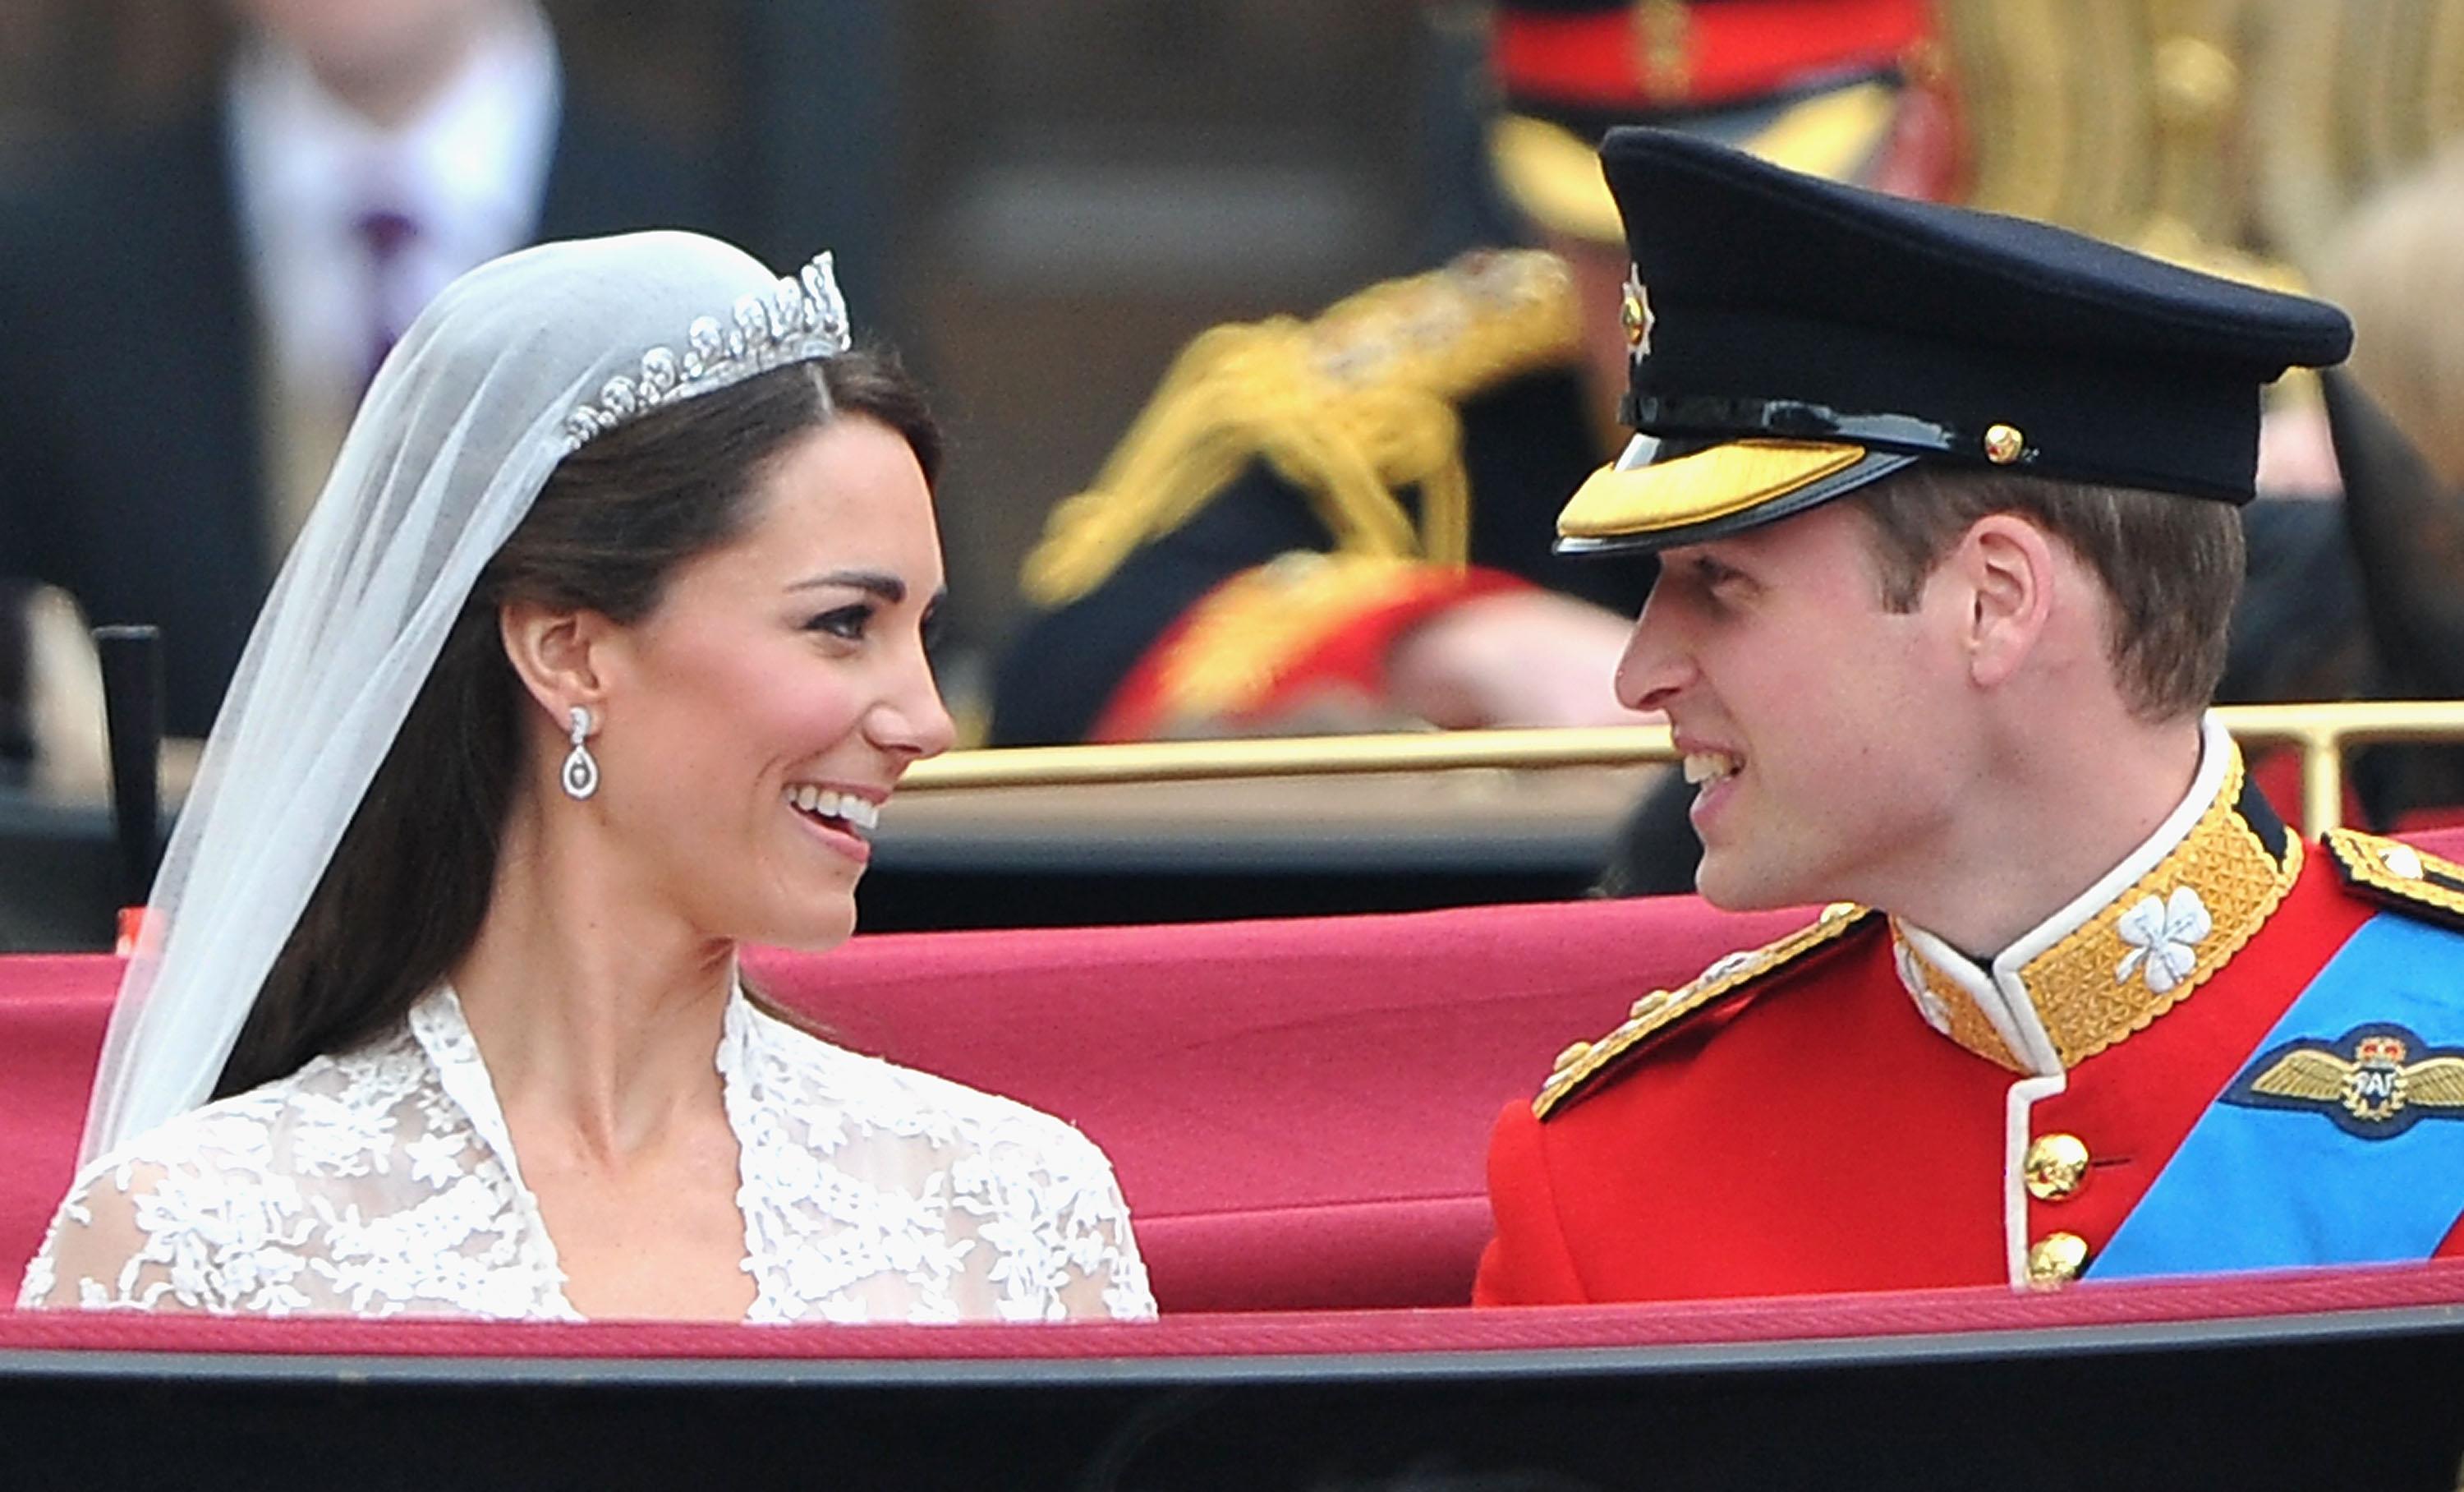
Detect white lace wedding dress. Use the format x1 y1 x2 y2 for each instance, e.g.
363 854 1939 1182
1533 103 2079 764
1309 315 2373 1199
19 988 1155 1323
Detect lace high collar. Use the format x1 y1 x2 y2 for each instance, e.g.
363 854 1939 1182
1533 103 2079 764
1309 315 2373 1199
1889 716 2304 1075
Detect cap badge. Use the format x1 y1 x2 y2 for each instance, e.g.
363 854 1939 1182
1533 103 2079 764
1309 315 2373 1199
1620 269 1654 357
1982 422 2026 465
2223 1023 2464 1139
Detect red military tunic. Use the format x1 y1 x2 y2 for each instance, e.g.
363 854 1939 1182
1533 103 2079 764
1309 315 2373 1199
1477 736 2464 1304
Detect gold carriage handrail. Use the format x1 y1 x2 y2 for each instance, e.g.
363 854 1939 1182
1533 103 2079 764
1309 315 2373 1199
908 701 2464 841
2216 701 2464 840
911 726 1675 790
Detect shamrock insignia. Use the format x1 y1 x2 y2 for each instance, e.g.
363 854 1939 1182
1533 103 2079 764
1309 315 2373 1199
2115 886 2212 993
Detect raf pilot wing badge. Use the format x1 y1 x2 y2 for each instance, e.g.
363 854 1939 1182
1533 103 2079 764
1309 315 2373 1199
2225 1024 2464 1139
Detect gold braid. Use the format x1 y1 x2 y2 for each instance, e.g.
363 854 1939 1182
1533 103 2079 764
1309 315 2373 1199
1019 251 1580 609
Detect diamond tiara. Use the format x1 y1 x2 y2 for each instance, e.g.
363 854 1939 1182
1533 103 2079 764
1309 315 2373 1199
559 251 851 453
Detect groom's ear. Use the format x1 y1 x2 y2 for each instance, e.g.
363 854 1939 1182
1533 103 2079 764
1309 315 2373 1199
1950 511 2057 693
499 600 618 726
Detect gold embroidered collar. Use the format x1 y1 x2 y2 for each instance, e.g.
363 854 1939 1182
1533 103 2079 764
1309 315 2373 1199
1890 723 2302 1075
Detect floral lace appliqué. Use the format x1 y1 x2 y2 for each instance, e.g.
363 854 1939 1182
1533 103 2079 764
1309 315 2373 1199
20 988 1153 1324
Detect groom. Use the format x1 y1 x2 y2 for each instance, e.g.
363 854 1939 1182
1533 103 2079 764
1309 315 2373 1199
1478 127 2464 1301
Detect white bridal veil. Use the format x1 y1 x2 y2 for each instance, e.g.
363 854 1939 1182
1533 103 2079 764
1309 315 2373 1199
80 231 851 1163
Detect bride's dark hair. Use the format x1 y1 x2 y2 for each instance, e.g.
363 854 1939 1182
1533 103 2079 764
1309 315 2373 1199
214 352 940 1098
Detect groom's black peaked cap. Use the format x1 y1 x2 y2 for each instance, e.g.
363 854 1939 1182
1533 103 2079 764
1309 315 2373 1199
1556 127 2356 556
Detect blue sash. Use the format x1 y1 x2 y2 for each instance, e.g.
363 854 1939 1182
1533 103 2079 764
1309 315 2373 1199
2091 913 2464 1281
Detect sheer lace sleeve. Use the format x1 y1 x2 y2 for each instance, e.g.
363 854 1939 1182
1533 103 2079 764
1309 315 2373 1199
1042 1129 1157 1322
20 1151 266 1313
962 1119 1156 1323
16 1029 564 1320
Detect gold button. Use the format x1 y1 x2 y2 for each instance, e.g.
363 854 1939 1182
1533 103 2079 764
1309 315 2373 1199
2384 844 2425 880
2023 1132 2092 1201
1982 422 2025 464
1630 989 1672 1019
2025 1232 2090 1287
1552 1039 1593 1071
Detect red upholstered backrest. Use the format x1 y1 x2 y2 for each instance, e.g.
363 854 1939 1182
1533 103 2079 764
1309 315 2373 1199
0 895 1807 1310
0 964 113 1306
11 822 2464 1315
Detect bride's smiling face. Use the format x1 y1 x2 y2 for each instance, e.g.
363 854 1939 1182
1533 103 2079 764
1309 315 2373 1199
586 414 953 950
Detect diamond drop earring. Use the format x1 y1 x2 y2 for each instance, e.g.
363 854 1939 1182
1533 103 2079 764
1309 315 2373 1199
561 705 600 801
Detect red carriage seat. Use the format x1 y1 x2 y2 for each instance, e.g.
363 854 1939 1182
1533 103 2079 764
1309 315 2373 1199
9 819 2463 1312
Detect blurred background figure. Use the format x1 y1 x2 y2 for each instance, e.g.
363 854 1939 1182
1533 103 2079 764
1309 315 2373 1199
987 0 1959 747
2308 142 2464 826
2319 142 2464 499
0 0 718 749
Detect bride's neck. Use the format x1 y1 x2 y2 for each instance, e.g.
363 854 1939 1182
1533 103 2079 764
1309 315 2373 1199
448 790 733 1156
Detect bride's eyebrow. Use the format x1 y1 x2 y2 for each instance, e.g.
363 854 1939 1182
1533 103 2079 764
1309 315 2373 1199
787 569 904 601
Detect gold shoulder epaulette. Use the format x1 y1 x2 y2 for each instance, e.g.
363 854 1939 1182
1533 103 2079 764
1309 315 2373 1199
2322 828 2464 931
1533 903 1878 1121
1020 251 1579 609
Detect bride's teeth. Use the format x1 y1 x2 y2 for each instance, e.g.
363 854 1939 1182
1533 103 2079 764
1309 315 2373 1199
785 785 882 831
1682 752 1738 785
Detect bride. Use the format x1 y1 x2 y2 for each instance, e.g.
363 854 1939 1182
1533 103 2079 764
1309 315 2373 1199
19 232 1152 1323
